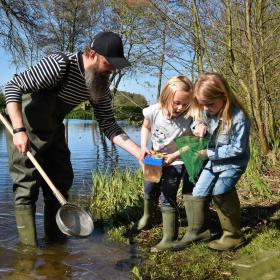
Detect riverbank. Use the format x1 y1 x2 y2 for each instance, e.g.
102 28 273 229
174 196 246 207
88 148 280 280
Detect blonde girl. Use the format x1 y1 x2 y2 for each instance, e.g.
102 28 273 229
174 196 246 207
134 76 194 252
173 72 250 251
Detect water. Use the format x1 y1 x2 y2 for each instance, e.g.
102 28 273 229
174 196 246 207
0 119 141 279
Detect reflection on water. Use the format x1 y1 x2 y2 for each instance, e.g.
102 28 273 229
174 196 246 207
0 119 141 279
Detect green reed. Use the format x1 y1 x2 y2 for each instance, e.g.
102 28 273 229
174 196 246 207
238 139 273 198
89 168 144 225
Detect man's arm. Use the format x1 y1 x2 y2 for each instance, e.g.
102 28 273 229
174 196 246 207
112 133 141 160
4 53 70 154
6 102 29 154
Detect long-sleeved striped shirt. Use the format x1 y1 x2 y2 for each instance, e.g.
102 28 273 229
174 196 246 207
4 51 124 140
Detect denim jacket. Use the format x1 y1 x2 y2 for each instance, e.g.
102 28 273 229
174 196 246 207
204 106 251 173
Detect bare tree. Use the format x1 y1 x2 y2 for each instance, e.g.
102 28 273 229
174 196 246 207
0 0 41 66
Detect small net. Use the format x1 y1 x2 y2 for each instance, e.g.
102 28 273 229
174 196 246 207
175 135 210 184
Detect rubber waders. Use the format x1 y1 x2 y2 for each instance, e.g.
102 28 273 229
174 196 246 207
133 198 157 232
208 188 245 251
15 205 37 246
172 195 211 251
44 202 66 242
151 207 178 252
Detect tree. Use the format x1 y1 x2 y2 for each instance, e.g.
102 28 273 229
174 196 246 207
0 91 6 112
37 0 105 53
0 0 41 66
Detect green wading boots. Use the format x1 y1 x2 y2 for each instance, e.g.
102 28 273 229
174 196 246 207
208 188 245 251
150 207 178 252
172 195 211 251
133 198 157 232
15 205 37 247
44 201 66 242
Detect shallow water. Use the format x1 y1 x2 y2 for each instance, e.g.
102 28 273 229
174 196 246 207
0 119 141 279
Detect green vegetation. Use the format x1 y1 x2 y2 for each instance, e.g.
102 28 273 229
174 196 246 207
66 109 94 120
89 168 143 225
113 91 147 123
0 93 5 113
88 142 280 280
2 1 280 278
66 91 147 122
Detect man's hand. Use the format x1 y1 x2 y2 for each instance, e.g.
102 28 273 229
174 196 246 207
13 132 29 154
140 147 151 161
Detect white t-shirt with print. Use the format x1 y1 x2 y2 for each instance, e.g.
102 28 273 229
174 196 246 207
143 103 193 165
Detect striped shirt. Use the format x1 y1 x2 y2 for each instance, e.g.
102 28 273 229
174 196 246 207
4 51 124 139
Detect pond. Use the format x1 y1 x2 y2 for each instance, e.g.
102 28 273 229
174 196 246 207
0 119 141 280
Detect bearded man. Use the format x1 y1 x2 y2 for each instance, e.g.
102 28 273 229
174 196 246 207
4 31 141 246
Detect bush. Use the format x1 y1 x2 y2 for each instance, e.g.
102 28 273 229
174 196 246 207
0 93 6 112
114 105 143 122
66 109 94 120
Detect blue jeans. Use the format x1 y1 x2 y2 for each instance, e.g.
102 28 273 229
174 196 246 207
192 165 245 197
144 164 194 208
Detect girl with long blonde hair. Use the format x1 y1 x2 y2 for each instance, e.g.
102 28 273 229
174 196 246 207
173 73 251 251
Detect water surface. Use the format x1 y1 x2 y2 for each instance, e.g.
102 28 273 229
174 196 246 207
0 119 141 279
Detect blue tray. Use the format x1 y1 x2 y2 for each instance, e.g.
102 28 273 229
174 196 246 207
144 156 164 166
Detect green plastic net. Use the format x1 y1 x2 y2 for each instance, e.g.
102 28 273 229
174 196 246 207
175 135 210 184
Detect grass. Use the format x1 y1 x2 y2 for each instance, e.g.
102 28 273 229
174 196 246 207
89 168 144 226
88 144 280 280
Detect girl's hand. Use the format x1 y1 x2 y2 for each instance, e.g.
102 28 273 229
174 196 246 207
140 147 151 161
193 123 208 137
196 149 208 159
164 152 178 165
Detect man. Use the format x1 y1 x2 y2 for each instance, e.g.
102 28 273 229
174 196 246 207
4 31 141 246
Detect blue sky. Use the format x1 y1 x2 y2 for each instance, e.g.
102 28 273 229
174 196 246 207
0 47 158 105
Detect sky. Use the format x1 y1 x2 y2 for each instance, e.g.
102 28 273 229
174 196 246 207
0 47 158 105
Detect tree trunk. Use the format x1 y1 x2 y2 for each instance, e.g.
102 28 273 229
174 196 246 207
192 0 203 73
245 0 270 153
157 22 167 100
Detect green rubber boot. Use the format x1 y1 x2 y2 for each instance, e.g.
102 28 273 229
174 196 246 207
172 195 211 251
44 201 67 242
15 205 37 247
151 207 178 252
133 198 157 231
208 188 245 251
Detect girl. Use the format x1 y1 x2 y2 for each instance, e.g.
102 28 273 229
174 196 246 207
173 72 250 251
135 76 195 252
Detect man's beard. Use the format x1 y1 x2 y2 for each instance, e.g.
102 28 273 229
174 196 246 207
85 66 110 103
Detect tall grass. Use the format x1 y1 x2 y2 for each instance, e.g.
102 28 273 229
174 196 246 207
89 168 144 225
239 139 273 198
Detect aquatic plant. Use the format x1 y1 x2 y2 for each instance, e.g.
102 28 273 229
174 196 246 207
89 168 144 225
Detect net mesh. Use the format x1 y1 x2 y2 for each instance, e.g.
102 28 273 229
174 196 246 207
175 136 210 184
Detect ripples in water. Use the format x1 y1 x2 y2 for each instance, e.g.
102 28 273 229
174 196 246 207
0 120 141 279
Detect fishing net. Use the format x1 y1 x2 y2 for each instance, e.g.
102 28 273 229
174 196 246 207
175 135 210 184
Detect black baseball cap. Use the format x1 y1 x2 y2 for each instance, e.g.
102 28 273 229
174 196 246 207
90 31 131 69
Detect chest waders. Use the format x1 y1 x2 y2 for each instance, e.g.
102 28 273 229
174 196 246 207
7 91 76 246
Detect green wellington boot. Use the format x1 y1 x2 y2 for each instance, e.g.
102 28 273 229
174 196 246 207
172 195 211 251
151 207 178 252
15 205 37 247
133 198 157 232
208 188 245 251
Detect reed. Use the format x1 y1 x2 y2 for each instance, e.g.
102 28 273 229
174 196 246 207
89 168 144 225
238 139 273 198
